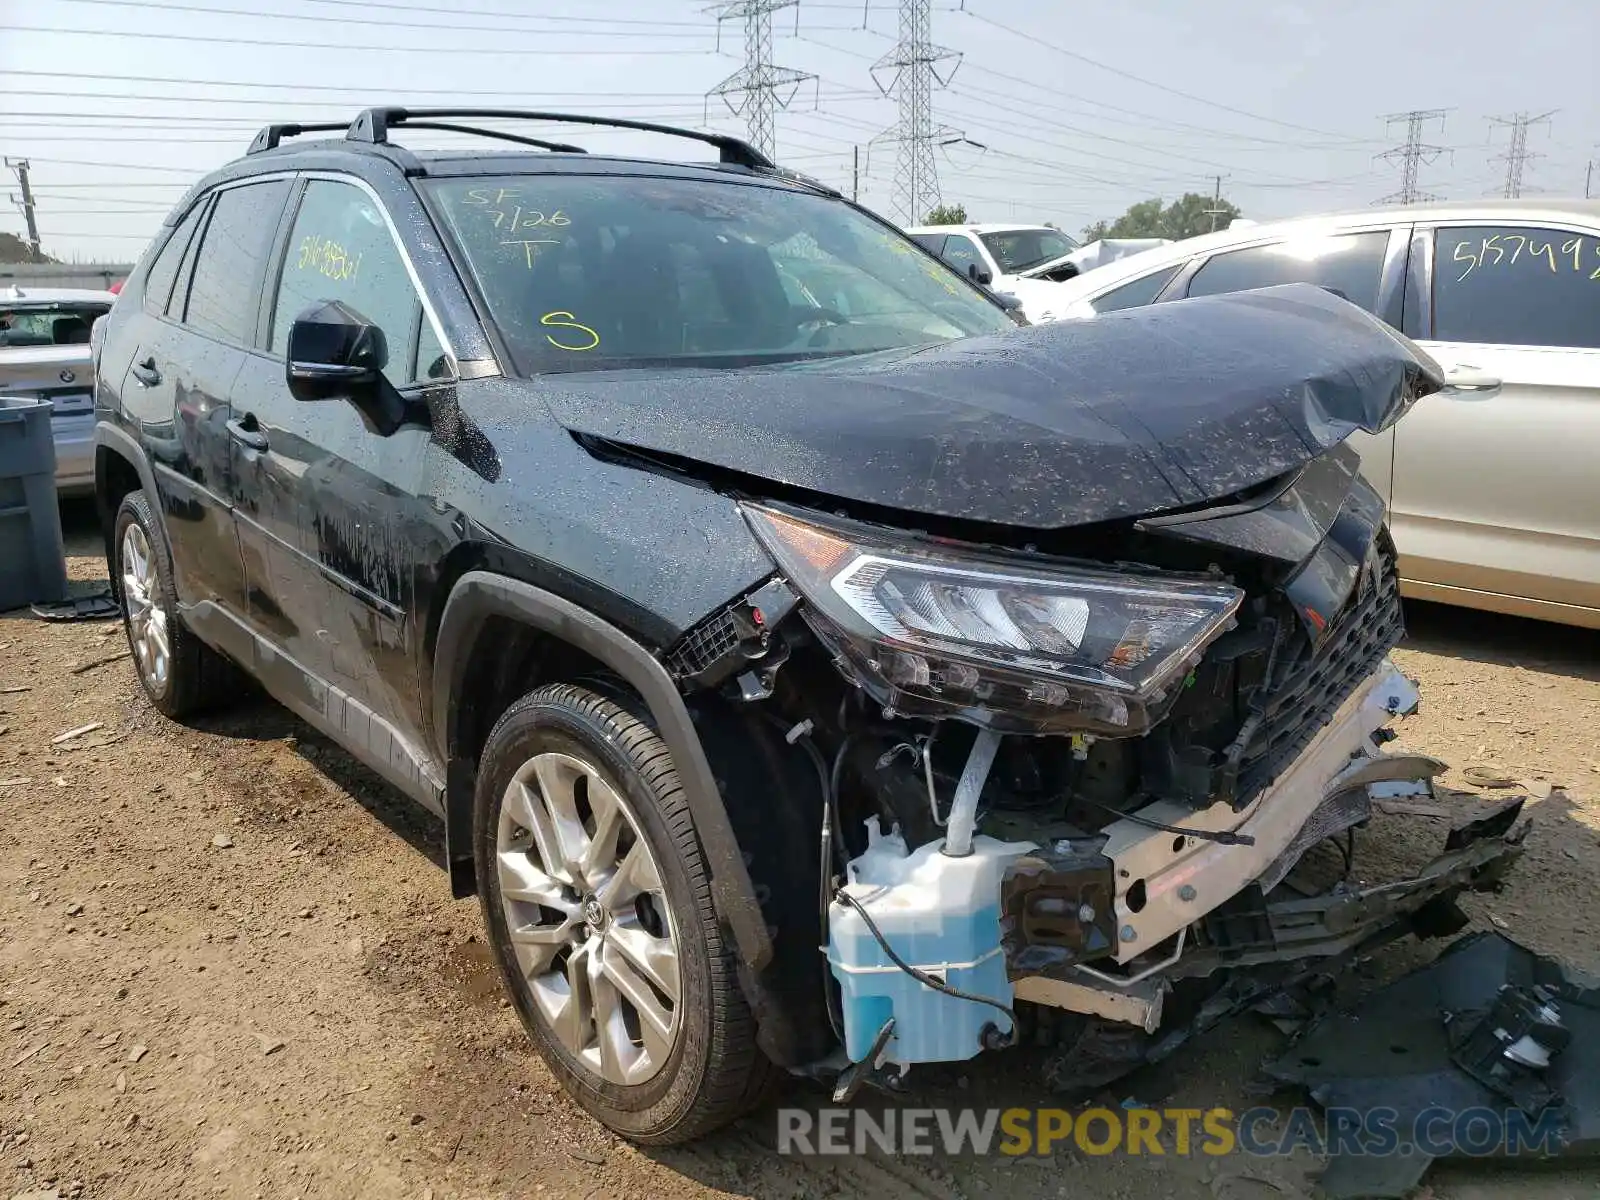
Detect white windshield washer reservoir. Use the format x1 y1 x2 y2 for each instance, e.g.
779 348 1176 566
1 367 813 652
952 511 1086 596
828 818 1035 1066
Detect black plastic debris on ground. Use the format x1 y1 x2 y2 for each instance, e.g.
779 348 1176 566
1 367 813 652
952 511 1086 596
1263 932 1600 1198
30 589 119 621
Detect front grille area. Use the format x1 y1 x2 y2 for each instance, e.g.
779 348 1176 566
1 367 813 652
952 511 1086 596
1236 536 1405 803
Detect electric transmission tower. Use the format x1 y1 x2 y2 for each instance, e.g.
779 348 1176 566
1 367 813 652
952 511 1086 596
1488 111 1555 198
1376 109 1449 204
707 1 815 160
870 0 962 224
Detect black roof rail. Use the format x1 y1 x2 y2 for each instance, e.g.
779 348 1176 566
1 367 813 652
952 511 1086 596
396 122 587 154
345 107 775 170
247 122 351 155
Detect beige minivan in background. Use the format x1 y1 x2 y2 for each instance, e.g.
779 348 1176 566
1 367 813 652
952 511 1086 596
1044 199 1600 630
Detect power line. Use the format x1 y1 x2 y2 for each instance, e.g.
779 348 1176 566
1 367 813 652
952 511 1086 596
950 61 1381 150
0 70 859 99
1376 109 1450 204
21 157 201 174
933 87 1370 188
960 8 1369 141
1488 111 1555 198
52 0 724 36
58 0 714 27
5 24 723 55
23 184 190 192
872 0 962 224
707 2 816 158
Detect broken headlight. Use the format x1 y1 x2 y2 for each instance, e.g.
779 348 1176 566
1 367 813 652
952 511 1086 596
745 505 1242 735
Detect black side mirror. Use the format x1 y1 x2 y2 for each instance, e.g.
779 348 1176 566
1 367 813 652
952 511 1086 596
967 263 993 286
286 300 405 435
992 290 1029 326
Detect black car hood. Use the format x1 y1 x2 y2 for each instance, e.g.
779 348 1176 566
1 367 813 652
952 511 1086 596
538 283 1443 530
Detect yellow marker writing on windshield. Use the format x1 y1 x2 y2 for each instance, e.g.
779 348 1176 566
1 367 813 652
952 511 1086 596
502 239 560 269
541 311 600 351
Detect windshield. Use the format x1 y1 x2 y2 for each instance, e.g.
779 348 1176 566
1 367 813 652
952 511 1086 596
979 228 1079 274
0 303 108 348
425 175 1013 373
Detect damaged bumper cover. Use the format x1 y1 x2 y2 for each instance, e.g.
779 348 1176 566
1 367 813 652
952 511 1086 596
1266 932 1600 1199
1101 661 1427 961
1007 661 1529 1031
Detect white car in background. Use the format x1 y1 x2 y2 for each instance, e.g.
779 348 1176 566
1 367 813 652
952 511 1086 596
905 223 1085 322
1042 199 1600 630
0 285 116 495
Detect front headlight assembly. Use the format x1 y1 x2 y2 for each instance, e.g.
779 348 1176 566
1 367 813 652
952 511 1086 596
744 505 1243 735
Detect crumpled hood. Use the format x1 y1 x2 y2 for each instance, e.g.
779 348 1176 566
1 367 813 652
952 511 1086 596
540 283 1444 530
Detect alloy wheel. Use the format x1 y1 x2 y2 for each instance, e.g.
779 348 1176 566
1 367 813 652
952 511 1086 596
121 523 170 694
497 751 683 1086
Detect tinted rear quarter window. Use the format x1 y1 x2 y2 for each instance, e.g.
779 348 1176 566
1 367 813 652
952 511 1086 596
1185 231 1390 313
142 203 205 316
1092 264 1182 313
183 179 292 344
1432 225 1600 349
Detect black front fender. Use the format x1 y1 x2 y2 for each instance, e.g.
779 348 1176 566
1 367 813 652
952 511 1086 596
432 571 773 972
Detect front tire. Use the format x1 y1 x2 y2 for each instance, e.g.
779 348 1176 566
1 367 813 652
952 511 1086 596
474 683 775 1143
113 490 237 719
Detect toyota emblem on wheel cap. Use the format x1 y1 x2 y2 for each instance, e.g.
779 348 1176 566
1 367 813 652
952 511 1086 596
59 368 76 384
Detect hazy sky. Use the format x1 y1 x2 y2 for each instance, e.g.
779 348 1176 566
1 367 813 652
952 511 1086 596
3 0 1596 263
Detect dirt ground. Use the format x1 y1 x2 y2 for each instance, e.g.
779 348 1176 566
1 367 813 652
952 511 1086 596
3 501 1598 1200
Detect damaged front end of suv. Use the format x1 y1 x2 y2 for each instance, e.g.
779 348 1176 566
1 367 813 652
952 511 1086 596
607 284 1528 1094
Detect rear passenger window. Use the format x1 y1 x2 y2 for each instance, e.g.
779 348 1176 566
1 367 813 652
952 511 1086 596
1432 225 1600 350
1186 232 1390 313
183 179 292 344
142 203 205 317
1092 265 1182 313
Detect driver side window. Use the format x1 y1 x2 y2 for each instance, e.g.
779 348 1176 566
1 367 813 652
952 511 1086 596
939 235 985 277
270 179 426 387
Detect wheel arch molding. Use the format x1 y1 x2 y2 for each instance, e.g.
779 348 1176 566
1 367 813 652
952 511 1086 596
432 570 773 973
93 423 164 604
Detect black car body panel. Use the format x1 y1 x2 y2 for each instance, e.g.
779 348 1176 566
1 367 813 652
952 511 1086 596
92 118 1472 1095
542 284 1442 530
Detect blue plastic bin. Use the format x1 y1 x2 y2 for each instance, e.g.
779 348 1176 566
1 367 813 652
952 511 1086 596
0 395 69 612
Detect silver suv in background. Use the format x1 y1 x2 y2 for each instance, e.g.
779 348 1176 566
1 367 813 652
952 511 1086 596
0 285 117 495
1043 199 1600 630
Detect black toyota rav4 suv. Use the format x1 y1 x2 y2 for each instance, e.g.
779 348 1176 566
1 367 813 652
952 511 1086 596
94 109 1526 1144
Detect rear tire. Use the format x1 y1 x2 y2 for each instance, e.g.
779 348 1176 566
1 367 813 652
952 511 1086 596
114 490 238 719
474 682 776 1143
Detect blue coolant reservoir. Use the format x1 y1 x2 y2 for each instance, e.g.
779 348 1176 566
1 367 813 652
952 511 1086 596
828 820 1035 1066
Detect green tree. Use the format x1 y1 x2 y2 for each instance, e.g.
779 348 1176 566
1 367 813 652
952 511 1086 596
924 202 968 225
1082 193 1241 242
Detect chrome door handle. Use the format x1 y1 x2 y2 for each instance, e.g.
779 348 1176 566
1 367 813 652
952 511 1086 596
1444 365 1502 392
226 417 268 452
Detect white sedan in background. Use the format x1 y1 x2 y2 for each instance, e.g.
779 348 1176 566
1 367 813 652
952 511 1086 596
1042 199 1600 630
